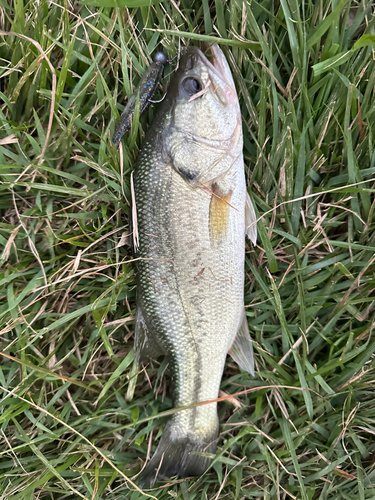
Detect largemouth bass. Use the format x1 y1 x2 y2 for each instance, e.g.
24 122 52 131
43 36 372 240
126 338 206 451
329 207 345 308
133 44 257 486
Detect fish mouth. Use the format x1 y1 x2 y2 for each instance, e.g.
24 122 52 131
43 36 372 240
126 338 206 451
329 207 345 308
188 43 237 104
201 44 235 85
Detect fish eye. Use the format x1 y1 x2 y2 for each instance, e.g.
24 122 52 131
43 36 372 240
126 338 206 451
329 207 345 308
181 77 203 97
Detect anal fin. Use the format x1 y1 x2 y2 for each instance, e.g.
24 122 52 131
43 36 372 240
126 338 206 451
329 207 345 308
245 191 257 246
134 296 164 363
228 311 255 376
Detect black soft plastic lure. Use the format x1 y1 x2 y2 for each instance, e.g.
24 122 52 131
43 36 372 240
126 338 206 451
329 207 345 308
112 51 168 147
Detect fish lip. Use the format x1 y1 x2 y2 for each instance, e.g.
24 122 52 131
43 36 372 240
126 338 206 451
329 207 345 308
201 43 234 86
186 44 236 103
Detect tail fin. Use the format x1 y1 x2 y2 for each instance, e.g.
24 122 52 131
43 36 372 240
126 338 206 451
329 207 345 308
139 420 218 487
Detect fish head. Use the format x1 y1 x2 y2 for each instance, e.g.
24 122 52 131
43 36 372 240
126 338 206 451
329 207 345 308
162 44 243 186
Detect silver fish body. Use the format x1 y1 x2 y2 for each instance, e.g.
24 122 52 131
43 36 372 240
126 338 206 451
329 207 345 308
133 45 257 486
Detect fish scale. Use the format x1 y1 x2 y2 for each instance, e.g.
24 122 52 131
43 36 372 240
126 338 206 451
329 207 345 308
132 44 257 486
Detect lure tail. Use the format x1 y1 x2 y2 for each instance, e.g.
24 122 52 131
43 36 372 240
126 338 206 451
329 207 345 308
139 419 218 487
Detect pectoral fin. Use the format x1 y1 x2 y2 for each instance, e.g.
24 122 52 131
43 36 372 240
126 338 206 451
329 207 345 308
228 311 255 376
134 297 164 362
209 183 232 243
245 192 257 245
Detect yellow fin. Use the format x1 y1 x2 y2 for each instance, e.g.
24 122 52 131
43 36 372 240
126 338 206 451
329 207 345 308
209 184 232 242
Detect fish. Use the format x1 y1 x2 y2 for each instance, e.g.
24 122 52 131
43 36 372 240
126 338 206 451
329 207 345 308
132 44 257 486
112 51 168 147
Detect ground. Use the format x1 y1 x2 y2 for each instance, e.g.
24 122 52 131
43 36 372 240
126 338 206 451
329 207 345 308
0 1 375 499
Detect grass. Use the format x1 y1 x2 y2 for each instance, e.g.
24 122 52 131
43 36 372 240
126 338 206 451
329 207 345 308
0 0 375 498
